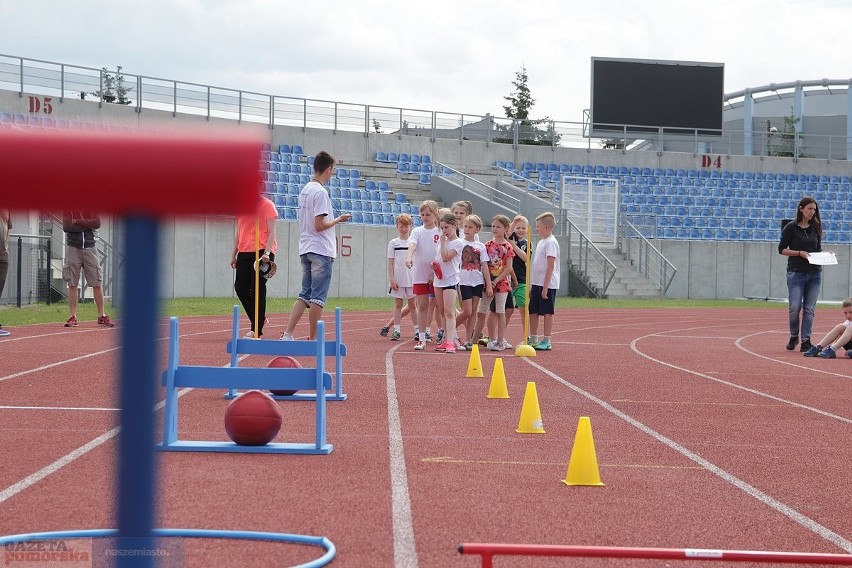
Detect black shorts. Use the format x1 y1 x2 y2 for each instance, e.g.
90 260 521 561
459 284 484 301
528 285 556 315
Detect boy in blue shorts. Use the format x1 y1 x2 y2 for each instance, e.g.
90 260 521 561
280 150 351 341
528 212 560 351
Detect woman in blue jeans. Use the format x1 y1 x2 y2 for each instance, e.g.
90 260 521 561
778 197 822 352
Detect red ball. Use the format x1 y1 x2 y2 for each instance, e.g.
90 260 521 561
224 390 282 446
267 356 302 396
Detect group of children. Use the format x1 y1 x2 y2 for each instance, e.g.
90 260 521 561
381 199 560 354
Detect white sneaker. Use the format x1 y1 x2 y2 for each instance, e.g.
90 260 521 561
244 331 259 339
486 340 505 351
0 329 10 337
454 339 466 351
502 339 512 349
279 332 294 341
414 340 425 351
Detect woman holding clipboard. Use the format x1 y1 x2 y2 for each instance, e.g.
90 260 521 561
778 196 823 352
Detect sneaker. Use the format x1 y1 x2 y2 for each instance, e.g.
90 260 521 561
0 329 10 337
785 336 799 351
64 316 79 327
391 330 401 341
802 345 821 357
817 346 836 359
846 350 852 359
463 341 473 351
477 335 490 346
279 332 294 341
98 315 115 328
502 339 512 349
413 340 425 351
486 340 505 351
424 332 432 343
435 341 448 352
244 330 262 339
380 326 390 337
800 340 812 352
436 329 445 343
533 340 552 351
443 342 456 354
454 339 466 351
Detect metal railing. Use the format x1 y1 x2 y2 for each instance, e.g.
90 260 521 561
617 217 678 295
5 234 53 307
435 163 521 213
554 213 617 297
4 53 850 158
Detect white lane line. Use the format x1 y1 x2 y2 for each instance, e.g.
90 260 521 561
630 326 852 424
386 344 418 568
525 357 852 554
0 348 118 383
0 406 119 411
736 330 852 381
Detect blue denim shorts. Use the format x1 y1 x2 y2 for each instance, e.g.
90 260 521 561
298 252 334 308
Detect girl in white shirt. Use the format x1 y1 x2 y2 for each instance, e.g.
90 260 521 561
433 211 466 353
405 200 440 351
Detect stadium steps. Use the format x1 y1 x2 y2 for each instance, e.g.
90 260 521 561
596 245 664 299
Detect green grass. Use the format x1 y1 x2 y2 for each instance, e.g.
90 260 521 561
0 295 805 328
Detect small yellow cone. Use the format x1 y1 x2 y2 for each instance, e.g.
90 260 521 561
486 358 509 399
466 343 484 378
515 382 545 433
562 416 605 486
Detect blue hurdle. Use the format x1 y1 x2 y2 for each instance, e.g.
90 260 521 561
225 305 348 401
158 316 333 454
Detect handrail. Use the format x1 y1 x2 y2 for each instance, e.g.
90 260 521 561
617 217 678 295
3 53 851 158
435 163 521 213
558 214 617 297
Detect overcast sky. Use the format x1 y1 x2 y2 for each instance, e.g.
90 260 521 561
2 0 850 123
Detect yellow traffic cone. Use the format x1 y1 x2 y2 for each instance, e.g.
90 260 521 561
562 416 605 486
486 357 509 399
515 382 545 433
466 343 484 378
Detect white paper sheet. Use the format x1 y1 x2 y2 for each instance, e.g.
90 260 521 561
806 252 837 266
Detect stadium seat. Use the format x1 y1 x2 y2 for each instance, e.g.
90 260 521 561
418 174 431 185
495 160 506 169
376 151 387 163
350 169 361 179
364 180 377 191
395 193 408 204
397 162 410 174
410 154 420 164
421 155 431 165
410 163 421 174
292 145 304 156
399 153 410 163
278 144 291 154
388 152 398 163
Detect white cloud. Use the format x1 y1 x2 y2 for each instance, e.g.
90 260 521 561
1 0 849 123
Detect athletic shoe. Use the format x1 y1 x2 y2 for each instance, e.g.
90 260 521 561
443 342 456 354
454 339 466 351
380 326 390 337
817 346 836 359
800 340 812 352
533 340 552 351
244 331 261 339
98 315 115 328
424 332 432 343
785 336 798 350
435 341 448 352
846 350 852 359
413 340 425 351
0 329 10 337
279 332 294 341
477 335 490 346
436 329 445 343
486 340 505 351
463 341 473 351
390 330 401 341
64 316 79 327
502 339 512 349
802 345 821 357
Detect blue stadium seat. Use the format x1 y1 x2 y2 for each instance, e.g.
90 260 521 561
388 152 399 163
376 151 387 163
278 144 291 154
410 154 420 164
421 155 432 165
419 174 431 185
292 145 304 156
496 160 506 169
395 193 408 204
350 169 361 179
410 163 421 174
399 153 410 163
364 180 377 191
397 162 410 174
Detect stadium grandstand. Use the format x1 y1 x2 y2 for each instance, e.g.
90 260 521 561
2 53 852 304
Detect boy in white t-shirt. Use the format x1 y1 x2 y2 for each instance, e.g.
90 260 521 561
529 211 560 351
385 213 418 341
803 297 852 358
405 200 440 351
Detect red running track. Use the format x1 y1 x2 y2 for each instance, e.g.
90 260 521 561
0 306 850 567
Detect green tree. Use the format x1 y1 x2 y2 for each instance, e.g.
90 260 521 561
372 118 383 134
92 66 133 105
770 107 809 158
496 66 560 146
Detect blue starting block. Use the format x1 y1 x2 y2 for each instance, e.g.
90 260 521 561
157 315 333 454
225 305 348 401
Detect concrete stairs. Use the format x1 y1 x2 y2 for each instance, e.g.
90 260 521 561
596 244 663 299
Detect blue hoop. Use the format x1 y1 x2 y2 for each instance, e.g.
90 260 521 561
0 528 336 568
